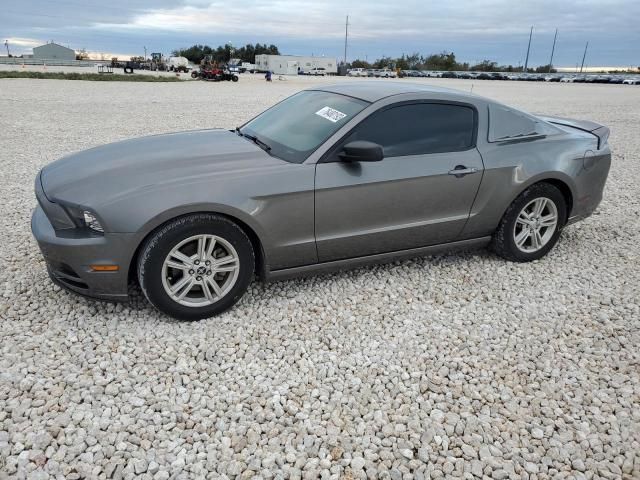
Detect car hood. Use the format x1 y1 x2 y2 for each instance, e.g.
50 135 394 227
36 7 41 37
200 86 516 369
41 129 285 206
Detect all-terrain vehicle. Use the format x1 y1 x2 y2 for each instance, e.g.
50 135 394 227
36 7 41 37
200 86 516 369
191 55 239 82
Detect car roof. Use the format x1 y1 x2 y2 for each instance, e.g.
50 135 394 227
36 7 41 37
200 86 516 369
310 81 479 103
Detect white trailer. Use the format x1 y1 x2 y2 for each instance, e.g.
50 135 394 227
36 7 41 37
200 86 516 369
254 54 337 75
167 56 190 72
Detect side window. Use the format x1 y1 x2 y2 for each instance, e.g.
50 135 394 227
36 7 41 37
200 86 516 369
344 103 476 157
488 104 559 142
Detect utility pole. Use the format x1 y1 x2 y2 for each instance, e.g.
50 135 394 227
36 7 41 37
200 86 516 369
343 15 349 65
4 40 9 57
548 28 558 72
579 41 589 73
143 46 147 60
524 26 533 72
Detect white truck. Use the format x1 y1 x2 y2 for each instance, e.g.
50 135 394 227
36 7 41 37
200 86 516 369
347 68 367 77
241 62 256 73
167 56 190 72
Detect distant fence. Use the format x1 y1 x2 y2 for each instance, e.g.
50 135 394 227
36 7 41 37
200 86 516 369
0 58 110 67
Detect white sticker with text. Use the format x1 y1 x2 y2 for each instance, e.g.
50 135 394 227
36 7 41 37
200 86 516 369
315 106 347 123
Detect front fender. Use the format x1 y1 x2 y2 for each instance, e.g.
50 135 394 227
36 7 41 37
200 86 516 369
100 163 317 272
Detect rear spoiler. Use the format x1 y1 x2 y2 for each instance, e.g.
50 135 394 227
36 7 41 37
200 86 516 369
538 115 610 149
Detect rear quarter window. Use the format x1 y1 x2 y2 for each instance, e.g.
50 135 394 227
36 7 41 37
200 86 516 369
488 104 560 142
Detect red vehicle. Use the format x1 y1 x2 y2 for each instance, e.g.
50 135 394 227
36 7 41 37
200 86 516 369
191 56 239 82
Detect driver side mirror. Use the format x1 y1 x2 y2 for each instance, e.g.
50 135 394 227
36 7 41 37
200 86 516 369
338 141 384 162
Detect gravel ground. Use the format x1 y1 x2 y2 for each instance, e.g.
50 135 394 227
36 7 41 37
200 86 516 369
0 76 638 480
0 64 196 78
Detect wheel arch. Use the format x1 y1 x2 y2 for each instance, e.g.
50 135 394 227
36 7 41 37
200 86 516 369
540 178 574 223
504 174 575 225
128 208 267 286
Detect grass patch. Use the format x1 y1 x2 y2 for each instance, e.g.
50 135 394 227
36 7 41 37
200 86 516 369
0 71 185 82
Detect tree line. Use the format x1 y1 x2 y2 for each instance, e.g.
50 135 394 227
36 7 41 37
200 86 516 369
172 43 280 64
350 52 556 73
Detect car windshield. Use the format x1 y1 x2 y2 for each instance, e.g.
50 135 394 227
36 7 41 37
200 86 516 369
240 90 369 163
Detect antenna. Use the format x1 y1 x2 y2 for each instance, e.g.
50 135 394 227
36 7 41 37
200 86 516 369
579 41 589 73
548 28 558 73
524 26 533 72
343 15 349 64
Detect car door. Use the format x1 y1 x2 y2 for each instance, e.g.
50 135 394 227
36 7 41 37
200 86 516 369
314 101 484 262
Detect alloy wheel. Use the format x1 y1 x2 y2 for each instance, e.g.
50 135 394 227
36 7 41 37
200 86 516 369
161 234 240 307
513 197 558 253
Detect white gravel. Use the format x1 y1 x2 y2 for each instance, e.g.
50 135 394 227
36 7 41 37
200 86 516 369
0 75 639 479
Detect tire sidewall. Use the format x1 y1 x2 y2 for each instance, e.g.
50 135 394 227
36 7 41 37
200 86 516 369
497 184 567 262
138 215 254 320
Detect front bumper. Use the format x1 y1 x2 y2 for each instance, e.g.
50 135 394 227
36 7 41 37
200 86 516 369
31 206 136 302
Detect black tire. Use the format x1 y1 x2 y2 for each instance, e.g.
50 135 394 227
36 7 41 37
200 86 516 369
492 183 567 262
137 214 254 320
231 75 239 82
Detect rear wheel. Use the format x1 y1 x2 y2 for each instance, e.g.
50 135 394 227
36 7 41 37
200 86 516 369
492 183 566 262
138 214 254 320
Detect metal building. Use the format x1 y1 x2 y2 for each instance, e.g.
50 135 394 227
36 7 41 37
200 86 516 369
33 42 76 61
254 54 337 75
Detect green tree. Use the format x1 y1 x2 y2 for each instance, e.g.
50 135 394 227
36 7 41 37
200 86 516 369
349 59 371 68
172 43 280 64
423 51 460 71
469 60 498 72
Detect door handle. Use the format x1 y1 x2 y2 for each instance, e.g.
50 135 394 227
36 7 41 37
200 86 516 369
448 165 478 177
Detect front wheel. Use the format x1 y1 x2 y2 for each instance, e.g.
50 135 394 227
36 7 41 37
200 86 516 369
231 75 239 82
138 214 254 320
492 183 566 262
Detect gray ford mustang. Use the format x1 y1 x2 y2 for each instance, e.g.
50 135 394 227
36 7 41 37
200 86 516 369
32 83 611 320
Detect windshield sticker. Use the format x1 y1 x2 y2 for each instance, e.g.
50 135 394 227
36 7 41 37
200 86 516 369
315 106 347 123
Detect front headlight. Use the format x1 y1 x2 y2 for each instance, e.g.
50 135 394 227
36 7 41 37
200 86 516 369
63 205 105 233
82 211 104 233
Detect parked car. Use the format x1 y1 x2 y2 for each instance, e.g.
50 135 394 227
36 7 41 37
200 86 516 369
560 76 575 83
623 77 640 85
32 83 611 320
593 75 612 83
347 68 367 77
378 69 397 78
305 67 326 76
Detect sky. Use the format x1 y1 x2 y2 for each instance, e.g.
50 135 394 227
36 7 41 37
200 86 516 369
2 0 638 68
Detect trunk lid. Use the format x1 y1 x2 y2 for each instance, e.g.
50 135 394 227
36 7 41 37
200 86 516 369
538 115 609 149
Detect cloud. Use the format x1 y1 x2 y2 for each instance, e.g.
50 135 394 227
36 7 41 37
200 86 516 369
2 0 638 66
